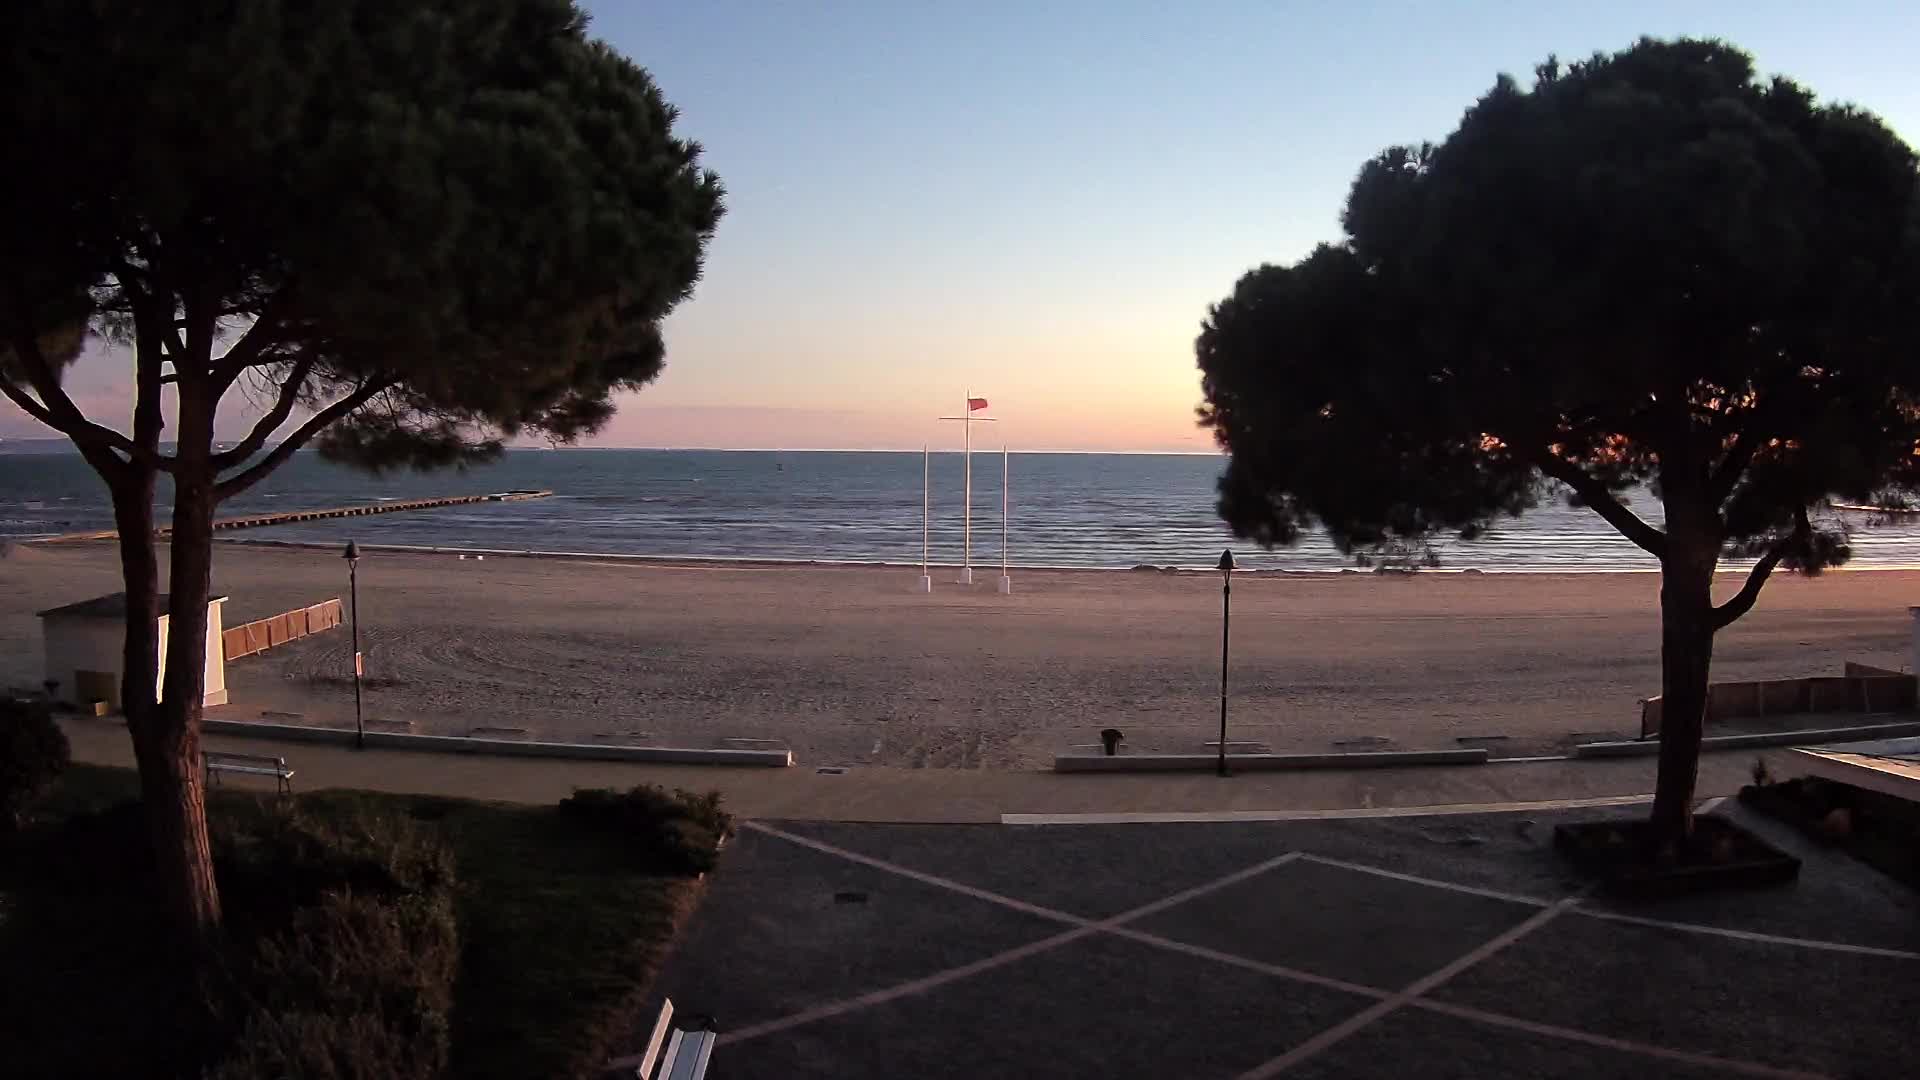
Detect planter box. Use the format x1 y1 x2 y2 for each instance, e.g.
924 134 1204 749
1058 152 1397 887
1739 779 1920 890
1553 816 1800 899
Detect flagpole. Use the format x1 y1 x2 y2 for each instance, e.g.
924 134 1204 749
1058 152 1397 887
961 391 973 584
997 443 1012 594
919 444 932 593
936 397 994 587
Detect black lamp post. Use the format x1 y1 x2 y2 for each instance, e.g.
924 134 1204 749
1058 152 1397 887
1217 548 1235 777
343 540 364 750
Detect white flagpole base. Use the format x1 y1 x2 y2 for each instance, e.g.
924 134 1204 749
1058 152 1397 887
997 575 1012 594
958 567 974 585
917 575 932 593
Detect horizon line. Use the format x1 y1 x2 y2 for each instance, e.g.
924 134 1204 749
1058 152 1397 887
521 445 1225 456
0 435 1224 457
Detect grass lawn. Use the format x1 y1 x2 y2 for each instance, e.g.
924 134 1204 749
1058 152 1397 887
0 763 705 1079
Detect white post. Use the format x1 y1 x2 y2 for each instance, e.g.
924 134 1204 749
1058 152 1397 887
919 445 932 593
936 396 994 586
997 444 1012 594
960 392 974 584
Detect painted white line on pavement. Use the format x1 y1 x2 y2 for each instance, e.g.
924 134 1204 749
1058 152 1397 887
714 923 1101 1047
1001 793 1654 826
744 821 1089 927
1574 907 1920 961
1238 899 1579 1078
1410 999 1829 1080
715 831 1310 1047
724 819 1893 1079
1102 926 1387 1001
1306 853 1920 962
1295 854 1552 908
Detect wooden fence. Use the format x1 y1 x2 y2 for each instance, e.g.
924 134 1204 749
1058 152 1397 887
223 598 343 662
1639 663 1917 737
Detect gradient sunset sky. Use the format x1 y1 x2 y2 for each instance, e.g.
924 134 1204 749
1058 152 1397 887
8 1 1918 452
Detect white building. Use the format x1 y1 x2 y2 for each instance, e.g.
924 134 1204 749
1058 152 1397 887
37 592 229 710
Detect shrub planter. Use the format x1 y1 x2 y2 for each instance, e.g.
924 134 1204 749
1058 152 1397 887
1739 778 1920 890
1553 816 1800 898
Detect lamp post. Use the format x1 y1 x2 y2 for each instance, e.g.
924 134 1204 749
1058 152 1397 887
343 540 364 750
1216 548 1235 777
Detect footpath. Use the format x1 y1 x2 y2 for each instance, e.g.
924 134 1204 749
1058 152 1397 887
62 715 1791 823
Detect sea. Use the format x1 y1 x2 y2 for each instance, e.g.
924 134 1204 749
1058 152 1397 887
5 448 1920 572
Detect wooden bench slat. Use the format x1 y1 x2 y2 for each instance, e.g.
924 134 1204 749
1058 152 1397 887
635 999 675 1078
202 751 295 794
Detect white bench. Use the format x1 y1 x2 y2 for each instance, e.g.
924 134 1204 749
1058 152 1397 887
201 750 295 796
633 999 715 1080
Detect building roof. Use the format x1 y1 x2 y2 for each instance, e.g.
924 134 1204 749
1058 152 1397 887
36 592 229 619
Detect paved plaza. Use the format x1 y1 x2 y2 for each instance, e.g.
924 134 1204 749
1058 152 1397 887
641 802 1920 1079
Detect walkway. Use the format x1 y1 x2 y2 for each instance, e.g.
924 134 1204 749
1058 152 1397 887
64 715 1809 822
639 803 1919 1078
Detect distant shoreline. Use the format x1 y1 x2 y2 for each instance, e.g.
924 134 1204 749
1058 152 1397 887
68 533 1920 576
15 528 1920 578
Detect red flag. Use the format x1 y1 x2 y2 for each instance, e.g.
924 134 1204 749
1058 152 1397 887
968 397 989 411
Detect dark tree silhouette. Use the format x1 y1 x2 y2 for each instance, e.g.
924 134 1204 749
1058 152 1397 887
0 0 722 941
1197 39 1920 845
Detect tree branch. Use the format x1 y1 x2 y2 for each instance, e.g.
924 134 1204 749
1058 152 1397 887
4 328 157 470
213 375 391 502
1530 449 1669 558
0 375 59 428
209 354 316 471
174 303 266 326
1711 507 1811 631
209 290 291 390
1707 429 1760 507
111 258 186 362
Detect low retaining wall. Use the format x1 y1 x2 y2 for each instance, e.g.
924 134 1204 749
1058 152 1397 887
1577 719 1920 759
1054 748 1488 773
223 599 342 661
200 717 794 767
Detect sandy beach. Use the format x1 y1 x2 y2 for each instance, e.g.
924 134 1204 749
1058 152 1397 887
3 541 1915 768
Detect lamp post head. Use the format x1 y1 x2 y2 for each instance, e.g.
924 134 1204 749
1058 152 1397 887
1217 549 1236 573
343 540 361 564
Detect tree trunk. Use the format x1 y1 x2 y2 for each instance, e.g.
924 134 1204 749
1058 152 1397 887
111 470 160 722
1649 536 1718 846
142 384 224 940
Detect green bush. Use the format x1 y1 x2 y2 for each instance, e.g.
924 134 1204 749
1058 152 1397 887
557 785 733 874
207 805 460 1080
209 890 459 1080
0 698 71 830
214 801 455 926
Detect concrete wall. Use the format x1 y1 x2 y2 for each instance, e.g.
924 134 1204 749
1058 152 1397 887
42 618 123 702
199 717 795 766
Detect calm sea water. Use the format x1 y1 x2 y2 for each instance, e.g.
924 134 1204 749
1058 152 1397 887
4 448 1920 571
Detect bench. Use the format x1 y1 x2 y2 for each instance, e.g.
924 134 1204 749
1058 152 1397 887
202 750 294 796
632 999 715 1080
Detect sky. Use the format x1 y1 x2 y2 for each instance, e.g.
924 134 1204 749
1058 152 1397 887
7 1 1919 452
